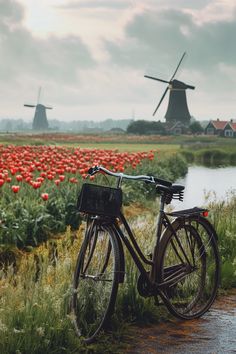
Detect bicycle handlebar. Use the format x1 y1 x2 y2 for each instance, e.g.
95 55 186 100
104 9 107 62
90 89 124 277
87 166 172 187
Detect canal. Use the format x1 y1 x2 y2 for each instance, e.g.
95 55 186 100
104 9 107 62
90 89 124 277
173 165 236 209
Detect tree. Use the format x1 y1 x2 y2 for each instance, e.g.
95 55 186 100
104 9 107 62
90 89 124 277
127 120 166 135
189 121 204 134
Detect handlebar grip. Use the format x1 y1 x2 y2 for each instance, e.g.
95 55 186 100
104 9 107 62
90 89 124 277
87 166 99 176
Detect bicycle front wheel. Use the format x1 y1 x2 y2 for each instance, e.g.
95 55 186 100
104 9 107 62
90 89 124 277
158 218 220 319
71 220 120 343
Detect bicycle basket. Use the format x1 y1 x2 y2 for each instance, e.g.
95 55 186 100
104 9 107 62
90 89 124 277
77 183 122 217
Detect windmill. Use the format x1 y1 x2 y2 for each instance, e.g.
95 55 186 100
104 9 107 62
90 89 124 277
145 52 195 125
24 87 52 130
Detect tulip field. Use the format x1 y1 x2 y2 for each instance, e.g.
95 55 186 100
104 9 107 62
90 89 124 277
0 144 158 247
0 144 155 192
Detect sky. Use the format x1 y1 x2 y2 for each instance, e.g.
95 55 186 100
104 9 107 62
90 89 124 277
0 0 236 122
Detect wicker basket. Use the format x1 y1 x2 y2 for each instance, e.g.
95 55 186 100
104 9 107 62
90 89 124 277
77 183 122 217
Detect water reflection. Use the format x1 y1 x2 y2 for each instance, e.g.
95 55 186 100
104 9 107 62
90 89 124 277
173 166 236 209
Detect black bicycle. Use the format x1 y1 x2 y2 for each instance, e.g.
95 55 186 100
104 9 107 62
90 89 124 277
71 166 220 343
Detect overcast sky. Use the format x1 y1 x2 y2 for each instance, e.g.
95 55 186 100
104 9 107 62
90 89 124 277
0 0 236 122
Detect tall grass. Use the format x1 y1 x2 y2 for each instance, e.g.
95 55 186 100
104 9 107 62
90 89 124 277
207 192 236 288
0 228 85 353
181 148 236 166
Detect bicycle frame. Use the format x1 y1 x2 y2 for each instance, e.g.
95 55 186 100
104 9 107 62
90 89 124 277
83 166 211 296
93 193 192 298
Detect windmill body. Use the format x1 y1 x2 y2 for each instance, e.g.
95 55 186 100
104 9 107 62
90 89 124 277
145 53 195 127
24 88 52 131
165 80 192 125
32 104 50 130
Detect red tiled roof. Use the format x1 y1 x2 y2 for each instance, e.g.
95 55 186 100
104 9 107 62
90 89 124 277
211 120 228 130
229 122 236 131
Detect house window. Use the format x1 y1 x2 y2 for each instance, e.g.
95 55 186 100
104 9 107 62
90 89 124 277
224 129 233 137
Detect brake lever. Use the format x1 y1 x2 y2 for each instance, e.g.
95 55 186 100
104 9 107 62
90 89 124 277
86 165 99 178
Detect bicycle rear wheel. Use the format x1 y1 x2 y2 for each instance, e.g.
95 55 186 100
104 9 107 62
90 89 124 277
158 218 220 319
71 220 120 343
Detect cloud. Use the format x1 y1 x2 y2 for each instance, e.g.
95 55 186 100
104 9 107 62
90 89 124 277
0 0 95 84
0 0 24 23
105 6 236 85
57 0 129 10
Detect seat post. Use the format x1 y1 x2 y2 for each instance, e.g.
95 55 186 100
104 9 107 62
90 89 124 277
156 194 165 243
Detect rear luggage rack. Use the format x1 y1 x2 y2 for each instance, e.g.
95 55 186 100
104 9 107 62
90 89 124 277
166 207 208 217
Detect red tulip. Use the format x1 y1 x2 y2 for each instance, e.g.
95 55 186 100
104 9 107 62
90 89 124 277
54 179 60 186
11 185 20 193
41 193 49 201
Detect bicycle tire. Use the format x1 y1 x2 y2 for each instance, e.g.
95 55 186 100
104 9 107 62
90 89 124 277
158 216 220 319
71 219 121 343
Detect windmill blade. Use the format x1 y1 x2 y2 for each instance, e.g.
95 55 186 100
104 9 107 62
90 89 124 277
170 52 186 81
37 87 42 104
153 86 169 116
24 104 36 108
186 84 195 90
45 106 53 110
144 75 169 84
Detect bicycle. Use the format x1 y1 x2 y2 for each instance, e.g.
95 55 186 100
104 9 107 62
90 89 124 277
71 165 220 343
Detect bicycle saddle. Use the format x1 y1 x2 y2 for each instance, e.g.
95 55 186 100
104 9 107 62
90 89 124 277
156 184 185 194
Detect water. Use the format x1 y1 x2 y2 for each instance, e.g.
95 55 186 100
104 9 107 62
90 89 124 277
173 166 236 209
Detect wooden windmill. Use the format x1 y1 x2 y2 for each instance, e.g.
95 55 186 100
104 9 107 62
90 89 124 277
24 88 52 130
145 52 195 125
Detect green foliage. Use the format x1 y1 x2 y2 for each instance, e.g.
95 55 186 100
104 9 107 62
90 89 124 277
189 121 204 134
180 150 195 163
127 120 166 135
0 183 82 247
181 147 236 167
208 194 236 289
195 149 229 165
122 154 187 205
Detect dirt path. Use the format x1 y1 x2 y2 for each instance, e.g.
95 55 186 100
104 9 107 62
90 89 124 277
126 290 236 354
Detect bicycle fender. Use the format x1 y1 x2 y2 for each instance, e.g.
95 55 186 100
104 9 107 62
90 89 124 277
110 224 125 284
